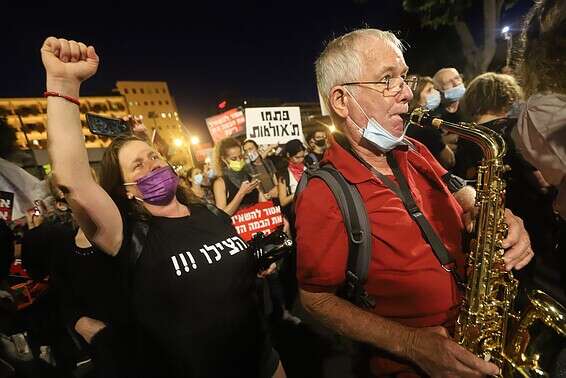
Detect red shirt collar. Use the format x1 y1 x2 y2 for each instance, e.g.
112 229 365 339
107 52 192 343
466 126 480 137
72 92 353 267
322 135 413 184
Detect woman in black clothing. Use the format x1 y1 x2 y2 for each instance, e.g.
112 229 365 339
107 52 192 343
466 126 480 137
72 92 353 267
212 137 264 215
41 37 284 378
50 226 132 378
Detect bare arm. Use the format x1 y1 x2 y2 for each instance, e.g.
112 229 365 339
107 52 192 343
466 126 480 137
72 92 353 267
213 177 258 216
42 37 122 255
278 179 293 207
300 289 499 377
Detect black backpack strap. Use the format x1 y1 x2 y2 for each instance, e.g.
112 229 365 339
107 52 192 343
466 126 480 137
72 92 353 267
295 165 374 309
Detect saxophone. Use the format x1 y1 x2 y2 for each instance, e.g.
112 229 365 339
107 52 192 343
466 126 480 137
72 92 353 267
406 108 566 377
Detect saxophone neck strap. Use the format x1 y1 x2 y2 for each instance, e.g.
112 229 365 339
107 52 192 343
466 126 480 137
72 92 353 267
367 152 465 287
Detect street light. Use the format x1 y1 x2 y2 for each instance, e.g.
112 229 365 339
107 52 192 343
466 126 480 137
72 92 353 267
501 25 513 68
173 138 183 147
191 136 200 145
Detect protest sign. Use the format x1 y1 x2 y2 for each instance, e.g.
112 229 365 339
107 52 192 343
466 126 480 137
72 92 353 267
245 107 303 145
0 191 14 222
206 108 246 143
231 201 283 241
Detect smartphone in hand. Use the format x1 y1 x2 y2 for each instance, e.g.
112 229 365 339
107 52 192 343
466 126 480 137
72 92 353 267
86 113 131 137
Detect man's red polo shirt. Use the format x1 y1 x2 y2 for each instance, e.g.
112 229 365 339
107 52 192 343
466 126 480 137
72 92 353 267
295 138 466 374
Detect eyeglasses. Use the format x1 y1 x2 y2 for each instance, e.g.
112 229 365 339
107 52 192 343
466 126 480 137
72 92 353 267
341 75 418 96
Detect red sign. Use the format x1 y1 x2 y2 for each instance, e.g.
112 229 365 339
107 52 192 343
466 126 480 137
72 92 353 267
205 108 246 143
231 201 284 241
193 143 213 163
0 191 14 222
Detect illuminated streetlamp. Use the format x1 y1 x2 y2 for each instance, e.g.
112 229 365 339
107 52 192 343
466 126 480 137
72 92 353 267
173 138 183 147
501 25 513 68
191 136 200 145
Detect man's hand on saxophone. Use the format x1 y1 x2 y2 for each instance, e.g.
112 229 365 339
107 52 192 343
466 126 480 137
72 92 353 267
501 209 534 271
454 186 533 272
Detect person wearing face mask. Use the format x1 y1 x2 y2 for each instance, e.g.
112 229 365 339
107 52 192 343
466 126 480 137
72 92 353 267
212 137 267 216
304 127 329 169
41 37 285 378
243 139 279 201
406 76 455 169
295 28 533 378
186 166 214 203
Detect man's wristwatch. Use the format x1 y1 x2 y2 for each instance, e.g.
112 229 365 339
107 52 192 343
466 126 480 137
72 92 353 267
442 173 467 193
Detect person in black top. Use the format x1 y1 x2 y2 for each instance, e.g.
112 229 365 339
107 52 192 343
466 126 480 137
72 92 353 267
50 225 133 378
213 137 265 215
406 76 456 169
303 127 329 168
458 71 565 304
243 139 279 202
41 37 284 378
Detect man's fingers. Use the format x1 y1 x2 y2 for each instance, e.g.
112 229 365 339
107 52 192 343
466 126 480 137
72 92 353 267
502 209 522 248
58 38 70 63
503 232 531 270
512 248 534 270
455 347 500 376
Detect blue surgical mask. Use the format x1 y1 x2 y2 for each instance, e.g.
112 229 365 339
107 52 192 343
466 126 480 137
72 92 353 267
344 87 407 152
193 173 204 185
424 90 441 111
207 169 216 179
443 83 466 102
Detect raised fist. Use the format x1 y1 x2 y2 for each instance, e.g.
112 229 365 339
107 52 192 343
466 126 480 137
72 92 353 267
41 37 99 85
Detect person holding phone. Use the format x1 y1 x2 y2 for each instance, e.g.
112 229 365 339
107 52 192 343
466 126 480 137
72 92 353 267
212 137 264 215
40 37 284 378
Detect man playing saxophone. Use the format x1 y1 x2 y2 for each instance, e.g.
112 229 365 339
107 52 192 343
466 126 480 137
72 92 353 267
295 28 534 377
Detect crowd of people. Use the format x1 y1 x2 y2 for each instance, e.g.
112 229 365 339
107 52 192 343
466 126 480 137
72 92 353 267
0 0 565 377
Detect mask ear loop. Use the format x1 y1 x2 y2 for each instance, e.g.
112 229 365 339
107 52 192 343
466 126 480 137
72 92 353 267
343 86 370 136
343 86 373 123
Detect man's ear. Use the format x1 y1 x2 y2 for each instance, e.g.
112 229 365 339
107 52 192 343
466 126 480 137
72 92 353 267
329 86 349 119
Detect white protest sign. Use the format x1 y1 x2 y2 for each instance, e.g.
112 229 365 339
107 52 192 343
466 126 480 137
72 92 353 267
245 107 303 145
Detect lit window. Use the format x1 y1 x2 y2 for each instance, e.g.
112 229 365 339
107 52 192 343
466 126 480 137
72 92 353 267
129 101 133 106
168 113 172 118
161 113 166 118
174 112 178 116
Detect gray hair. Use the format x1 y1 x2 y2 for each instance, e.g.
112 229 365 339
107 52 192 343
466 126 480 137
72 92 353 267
315 28 405 114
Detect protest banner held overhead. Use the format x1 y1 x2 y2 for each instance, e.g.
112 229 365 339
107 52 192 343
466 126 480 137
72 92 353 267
205 108 246 143
245 107 303 145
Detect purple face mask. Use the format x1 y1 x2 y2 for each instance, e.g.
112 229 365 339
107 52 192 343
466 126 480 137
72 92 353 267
124 166 179 206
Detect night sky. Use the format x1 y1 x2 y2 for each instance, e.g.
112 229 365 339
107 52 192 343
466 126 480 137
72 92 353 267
2 1 533 142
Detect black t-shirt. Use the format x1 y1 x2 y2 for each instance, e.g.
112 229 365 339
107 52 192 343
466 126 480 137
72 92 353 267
50 229 128 328
121 204 268 378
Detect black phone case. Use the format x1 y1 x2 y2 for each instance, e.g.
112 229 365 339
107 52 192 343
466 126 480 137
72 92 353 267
86 113 131 137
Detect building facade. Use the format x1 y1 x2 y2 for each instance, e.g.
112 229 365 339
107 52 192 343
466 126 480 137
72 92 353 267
0 95 129 171
115 81 193 166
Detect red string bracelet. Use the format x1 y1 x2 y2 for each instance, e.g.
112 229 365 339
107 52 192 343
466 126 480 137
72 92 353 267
43 91 80 106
